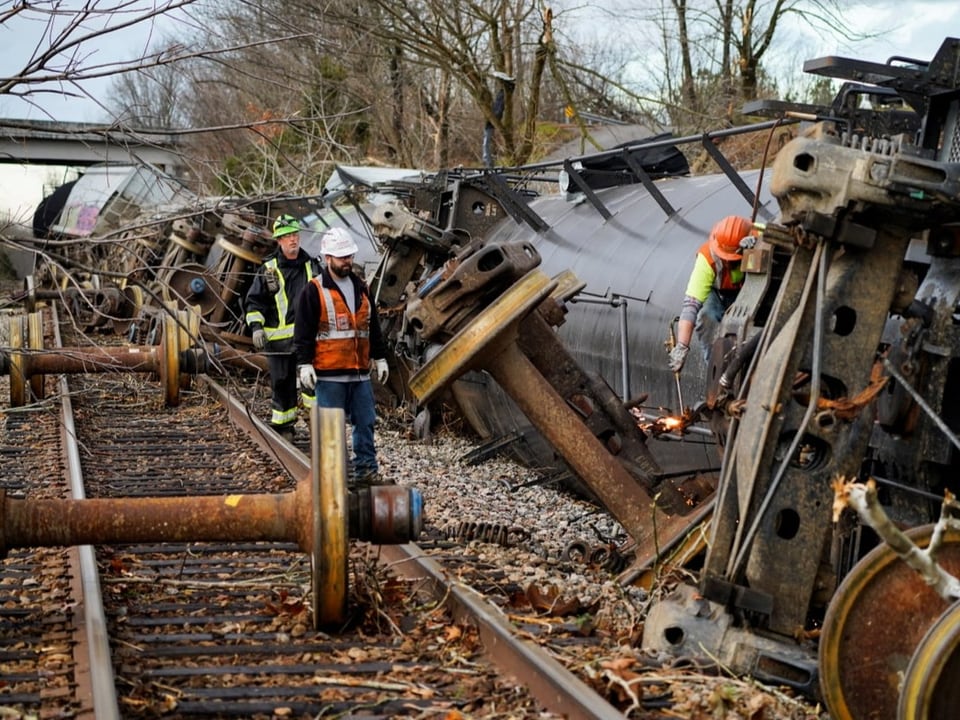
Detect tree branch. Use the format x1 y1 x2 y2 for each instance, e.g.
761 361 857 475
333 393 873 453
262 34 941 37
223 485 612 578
832 476 960 602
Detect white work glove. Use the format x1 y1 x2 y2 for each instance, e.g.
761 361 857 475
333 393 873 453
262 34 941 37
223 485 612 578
668 343 689 373
373 358 389 384
298 364 317 391
251 327 266 351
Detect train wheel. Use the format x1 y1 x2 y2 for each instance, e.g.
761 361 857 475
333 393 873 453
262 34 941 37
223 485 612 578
308 405 349 628
9 315 27 407
166 263 227 318
112 285 144 336
22 275 37 313
820 525 960 720
169 228 208 257
177 308 198 391
215 235 263 265
159 309 182 407
408 269 557 404
899 599 960 719
27 311 44 402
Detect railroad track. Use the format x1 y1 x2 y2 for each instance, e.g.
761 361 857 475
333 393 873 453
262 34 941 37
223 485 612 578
2 302 822 719
1 304 636 719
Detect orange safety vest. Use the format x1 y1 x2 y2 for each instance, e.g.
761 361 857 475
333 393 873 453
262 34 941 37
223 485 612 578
696 241 743 292
309 277 372 372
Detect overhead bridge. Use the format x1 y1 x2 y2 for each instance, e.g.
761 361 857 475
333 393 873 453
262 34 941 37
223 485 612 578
0 118 184 173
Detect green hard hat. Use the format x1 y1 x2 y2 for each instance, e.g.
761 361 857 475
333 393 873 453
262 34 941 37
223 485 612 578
272 214 302 239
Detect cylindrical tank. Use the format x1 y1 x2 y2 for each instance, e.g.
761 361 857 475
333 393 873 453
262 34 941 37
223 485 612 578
451 169 778 476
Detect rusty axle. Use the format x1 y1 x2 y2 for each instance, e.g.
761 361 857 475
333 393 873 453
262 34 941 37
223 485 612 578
0 477 420 556
3 311 198 407
0 405 424 627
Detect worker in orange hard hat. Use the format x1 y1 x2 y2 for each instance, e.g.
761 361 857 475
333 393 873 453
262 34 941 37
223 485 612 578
668 215 759 374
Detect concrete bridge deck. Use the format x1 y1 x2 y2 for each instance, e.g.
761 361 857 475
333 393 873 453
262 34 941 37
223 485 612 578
0 118 184 173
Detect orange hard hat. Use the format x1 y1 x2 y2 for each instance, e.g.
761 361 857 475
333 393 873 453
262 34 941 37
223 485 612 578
709 215 754 261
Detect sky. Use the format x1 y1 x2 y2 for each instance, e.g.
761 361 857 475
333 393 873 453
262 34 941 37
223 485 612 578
0 1 195 225
778 1 957 81
0 0 958 225
0 1 196 124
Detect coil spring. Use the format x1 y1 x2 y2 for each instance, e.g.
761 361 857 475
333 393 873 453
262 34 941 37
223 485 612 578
840 132 902 156
442 520 529 547
562 540 630 573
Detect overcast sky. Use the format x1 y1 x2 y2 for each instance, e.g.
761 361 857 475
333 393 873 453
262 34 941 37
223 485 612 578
0 1 196 124
783 1 957 71
0 0 957 223
1 1 956 124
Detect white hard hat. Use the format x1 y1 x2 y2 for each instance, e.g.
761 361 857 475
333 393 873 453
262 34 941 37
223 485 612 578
320 227 359 257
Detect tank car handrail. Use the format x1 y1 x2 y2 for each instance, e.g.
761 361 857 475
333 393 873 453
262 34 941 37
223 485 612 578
503 117 800 175
476 118 796 224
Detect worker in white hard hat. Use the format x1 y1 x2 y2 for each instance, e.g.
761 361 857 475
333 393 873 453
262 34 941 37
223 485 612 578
293 226 391 485
245 214 319 440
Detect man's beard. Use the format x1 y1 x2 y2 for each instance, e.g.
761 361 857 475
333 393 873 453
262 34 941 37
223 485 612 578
330 263 352 278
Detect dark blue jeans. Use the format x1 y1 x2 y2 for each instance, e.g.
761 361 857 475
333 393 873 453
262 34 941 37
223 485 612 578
309 380 378 475
695 289 736 364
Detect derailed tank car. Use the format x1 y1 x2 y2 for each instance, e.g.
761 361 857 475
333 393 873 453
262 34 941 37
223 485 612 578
366 134 786 483
455 159 779 482
365 38 960 720
362 138 784 569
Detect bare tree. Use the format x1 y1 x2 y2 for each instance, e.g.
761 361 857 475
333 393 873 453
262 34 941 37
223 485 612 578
107 45 191 128
327 0 668 166
635 0 872 132
320 0 546 166
91 0 668 186
1 0 200 119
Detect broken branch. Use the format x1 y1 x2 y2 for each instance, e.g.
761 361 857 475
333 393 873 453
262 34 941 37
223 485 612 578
832 476 960 602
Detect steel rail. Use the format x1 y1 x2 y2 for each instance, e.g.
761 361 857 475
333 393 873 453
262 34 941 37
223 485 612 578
53 304 121 720
201 374 626 719
378 543 626 720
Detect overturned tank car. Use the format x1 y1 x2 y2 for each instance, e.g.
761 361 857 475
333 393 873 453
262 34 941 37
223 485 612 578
361 38 960 720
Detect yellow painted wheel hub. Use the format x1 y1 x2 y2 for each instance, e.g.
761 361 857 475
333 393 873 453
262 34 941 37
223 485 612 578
820 524 960 720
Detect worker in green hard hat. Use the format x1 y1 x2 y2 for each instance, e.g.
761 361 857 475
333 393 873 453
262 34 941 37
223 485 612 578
244 214 320 440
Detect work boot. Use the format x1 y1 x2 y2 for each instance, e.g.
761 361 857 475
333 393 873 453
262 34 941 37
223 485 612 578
353 469 394 487
274 424 296 441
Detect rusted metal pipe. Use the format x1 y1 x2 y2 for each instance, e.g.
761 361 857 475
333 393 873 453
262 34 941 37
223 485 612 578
0 478 421 556
3 491 296 548
18 346 165 375
206 340 270 374
22 286 127 322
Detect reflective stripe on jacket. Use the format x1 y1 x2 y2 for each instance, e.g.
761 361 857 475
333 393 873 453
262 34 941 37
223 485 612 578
245 256 314 341
309 276 372 372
